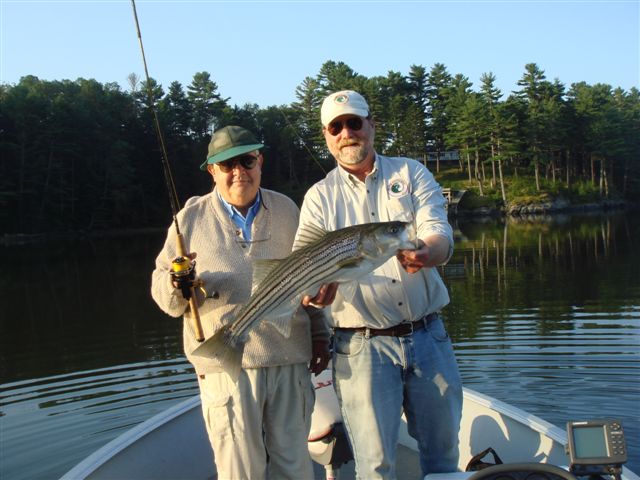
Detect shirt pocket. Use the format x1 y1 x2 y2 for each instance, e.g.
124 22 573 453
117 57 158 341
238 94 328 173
386 194 415 223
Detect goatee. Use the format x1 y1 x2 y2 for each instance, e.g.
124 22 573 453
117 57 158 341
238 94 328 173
337 142 368 165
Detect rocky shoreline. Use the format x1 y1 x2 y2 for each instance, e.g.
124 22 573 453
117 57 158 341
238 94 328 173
453 197 632 218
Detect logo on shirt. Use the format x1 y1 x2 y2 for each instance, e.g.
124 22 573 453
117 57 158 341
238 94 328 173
388 179 408 197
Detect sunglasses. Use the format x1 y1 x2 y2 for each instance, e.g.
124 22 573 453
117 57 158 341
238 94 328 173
327 116 364 136
216 154 259 173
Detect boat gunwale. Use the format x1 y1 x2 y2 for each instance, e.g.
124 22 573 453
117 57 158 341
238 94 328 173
60 396 201 479
460 387 568 444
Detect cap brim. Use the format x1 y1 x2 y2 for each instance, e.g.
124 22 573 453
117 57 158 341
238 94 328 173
322 107 369 126
199 143 264 170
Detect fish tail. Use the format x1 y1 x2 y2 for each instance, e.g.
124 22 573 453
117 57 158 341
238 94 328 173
221 343 244 382
191 327 244 377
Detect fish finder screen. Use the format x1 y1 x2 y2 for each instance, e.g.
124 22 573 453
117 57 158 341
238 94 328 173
573 426 608 458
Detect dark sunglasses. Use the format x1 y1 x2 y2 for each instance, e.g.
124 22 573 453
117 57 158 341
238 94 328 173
327 116 364 136
216 154 259 173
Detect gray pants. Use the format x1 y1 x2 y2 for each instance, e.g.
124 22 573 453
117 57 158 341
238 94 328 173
199 363 315 480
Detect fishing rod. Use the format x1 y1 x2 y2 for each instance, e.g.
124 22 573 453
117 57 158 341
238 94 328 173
279 109 328 175
130 0 204 342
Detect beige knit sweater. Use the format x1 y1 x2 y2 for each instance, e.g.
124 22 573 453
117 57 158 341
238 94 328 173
151 188 328 375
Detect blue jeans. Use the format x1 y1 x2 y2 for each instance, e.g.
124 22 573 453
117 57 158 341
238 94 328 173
332 317 462 480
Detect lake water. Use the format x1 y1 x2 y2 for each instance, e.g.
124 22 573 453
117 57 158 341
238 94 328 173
1 212 639 479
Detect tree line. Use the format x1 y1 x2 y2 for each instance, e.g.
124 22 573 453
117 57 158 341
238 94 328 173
1 61 638 235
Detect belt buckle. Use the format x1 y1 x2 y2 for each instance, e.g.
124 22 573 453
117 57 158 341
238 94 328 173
399 321 414 337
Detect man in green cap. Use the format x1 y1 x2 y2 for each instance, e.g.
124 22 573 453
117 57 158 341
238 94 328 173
151 125 330 479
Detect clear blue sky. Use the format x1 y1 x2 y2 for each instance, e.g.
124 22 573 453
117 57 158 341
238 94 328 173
1 0 638 107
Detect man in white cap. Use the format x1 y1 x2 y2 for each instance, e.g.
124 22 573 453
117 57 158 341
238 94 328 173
295 91 462 479
151 125 330 479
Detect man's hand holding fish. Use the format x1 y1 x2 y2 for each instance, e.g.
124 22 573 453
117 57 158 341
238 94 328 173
396 234 451 274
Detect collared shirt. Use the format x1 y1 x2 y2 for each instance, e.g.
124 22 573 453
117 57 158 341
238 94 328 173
217 189 262 241
295 153 453 329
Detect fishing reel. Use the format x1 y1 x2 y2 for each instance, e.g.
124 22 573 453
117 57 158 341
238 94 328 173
171 256 201 300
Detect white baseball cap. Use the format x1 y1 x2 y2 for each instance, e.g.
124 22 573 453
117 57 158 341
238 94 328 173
321 90 370 126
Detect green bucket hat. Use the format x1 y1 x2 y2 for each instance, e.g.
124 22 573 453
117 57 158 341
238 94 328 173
200 125 264 170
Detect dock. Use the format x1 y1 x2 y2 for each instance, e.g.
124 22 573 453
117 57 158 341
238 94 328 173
442 188 467 214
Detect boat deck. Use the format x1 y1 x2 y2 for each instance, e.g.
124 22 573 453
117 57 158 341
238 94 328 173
312 444 421 479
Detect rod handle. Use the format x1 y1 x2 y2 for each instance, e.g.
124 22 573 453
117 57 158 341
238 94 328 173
176 233 205 342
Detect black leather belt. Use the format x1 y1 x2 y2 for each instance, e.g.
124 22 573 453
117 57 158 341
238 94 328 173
335 312 438 337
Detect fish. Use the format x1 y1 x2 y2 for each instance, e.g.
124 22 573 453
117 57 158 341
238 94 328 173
191 221 417 375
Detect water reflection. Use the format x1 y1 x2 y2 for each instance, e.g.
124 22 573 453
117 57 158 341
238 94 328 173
0 213 638 479
441 212 639 476
444 213 638 331
0 233 185 381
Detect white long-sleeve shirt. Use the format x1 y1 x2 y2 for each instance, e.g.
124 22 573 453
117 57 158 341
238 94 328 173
295 154 453 329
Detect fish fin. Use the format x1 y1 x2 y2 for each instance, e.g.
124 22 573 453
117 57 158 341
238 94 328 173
270 312 293 338
191 327 244 376
251 259 281 294
293 223 327 250
220 350 243 383
267 296 302 338
338 280 358 302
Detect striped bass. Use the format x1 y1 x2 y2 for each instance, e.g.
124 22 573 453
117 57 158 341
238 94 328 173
191 221 416 373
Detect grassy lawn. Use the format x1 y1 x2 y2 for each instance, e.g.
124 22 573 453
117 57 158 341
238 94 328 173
431 164 611 210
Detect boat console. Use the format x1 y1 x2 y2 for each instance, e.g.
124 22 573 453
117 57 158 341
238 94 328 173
426 419 629 480
566 419 628 479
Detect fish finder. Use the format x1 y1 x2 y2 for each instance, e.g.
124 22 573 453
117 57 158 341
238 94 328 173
566 419 627 478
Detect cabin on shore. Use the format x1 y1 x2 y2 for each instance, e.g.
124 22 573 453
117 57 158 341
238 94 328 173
425 150 460 164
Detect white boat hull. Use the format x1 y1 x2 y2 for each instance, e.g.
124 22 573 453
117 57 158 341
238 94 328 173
62 386 639 480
